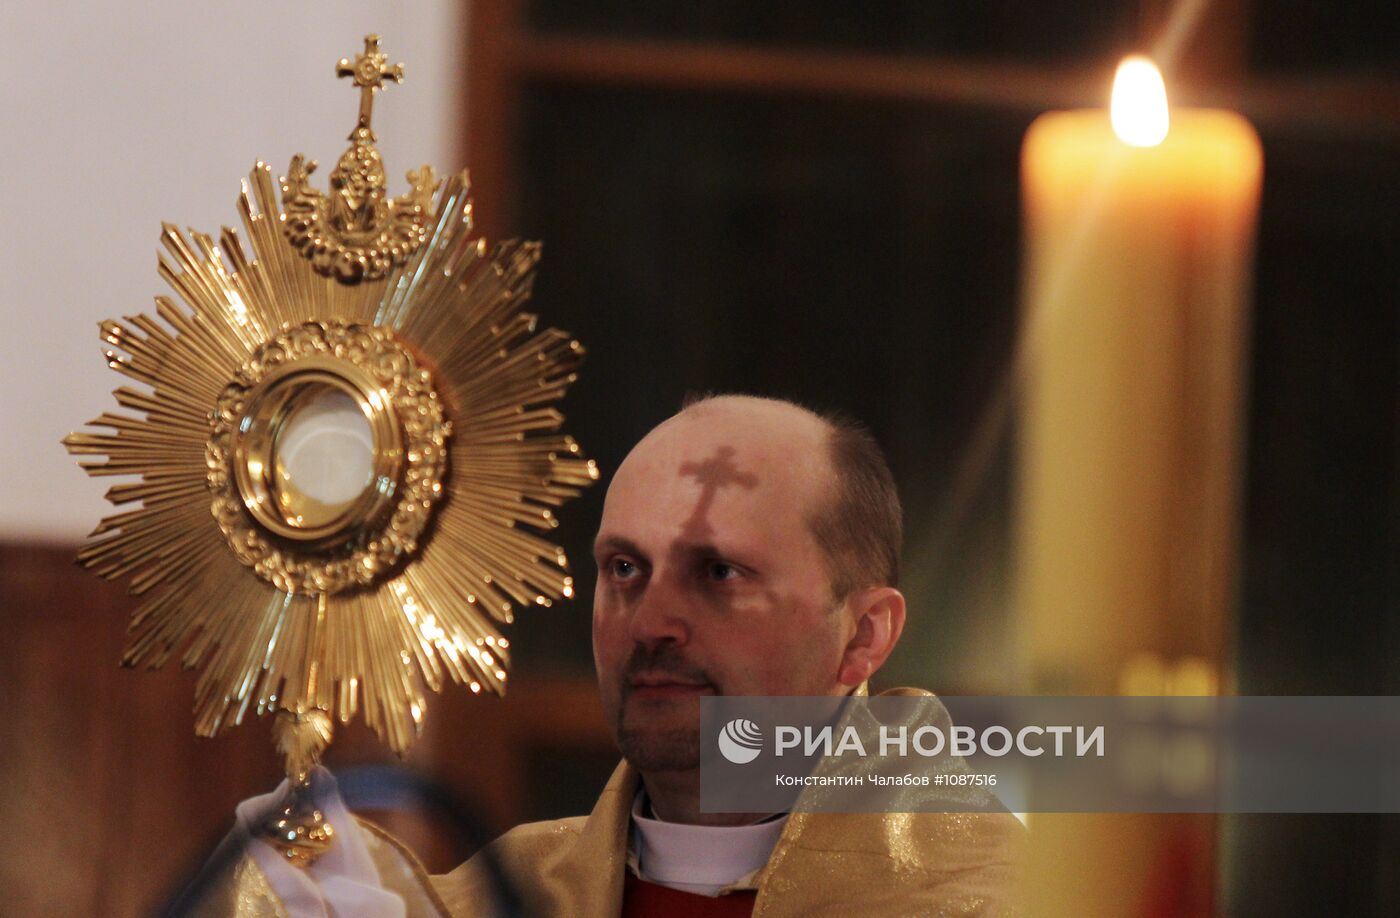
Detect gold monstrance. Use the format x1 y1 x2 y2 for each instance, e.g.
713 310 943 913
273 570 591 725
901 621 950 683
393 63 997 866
64 35 596 865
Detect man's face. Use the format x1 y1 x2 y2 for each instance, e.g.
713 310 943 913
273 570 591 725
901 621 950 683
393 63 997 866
591 402 854 773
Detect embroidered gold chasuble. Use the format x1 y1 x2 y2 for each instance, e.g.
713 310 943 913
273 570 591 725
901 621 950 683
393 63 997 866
431 758 1022 917
207 689 1023 917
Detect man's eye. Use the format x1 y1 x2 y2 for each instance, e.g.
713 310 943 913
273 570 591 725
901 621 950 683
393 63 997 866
706 561 740 582
609 557 639 580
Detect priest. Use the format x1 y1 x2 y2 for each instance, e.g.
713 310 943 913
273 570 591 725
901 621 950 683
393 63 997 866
213 393 1022 916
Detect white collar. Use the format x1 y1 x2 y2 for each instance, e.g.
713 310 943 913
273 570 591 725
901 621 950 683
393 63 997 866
628 789 787 897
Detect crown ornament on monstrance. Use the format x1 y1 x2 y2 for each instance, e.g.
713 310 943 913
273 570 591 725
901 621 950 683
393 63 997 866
282 34 437 282
63 34 596 866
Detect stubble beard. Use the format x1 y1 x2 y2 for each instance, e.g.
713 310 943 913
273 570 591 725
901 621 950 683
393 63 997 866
617 699 702 772
613 643 715 772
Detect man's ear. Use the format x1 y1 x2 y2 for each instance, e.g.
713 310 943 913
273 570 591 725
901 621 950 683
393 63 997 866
837 587 906 688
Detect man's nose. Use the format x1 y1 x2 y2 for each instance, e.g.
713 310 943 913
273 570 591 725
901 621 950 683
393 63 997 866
626 573 690 648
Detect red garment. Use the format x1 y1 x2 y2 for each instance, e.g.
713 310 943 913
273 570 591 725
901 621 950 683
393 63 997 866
620 872 757 918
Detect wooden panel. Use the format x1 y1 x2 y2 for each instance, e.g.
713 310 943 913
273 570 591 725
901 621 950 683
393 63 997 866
511 33 1107 111
467 0 525 238
0 543 279 915
488 31 1400 131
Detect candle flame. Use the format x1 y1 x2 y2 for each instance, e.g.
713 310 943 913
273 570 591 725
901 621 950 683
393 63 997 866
1111 56 1169 147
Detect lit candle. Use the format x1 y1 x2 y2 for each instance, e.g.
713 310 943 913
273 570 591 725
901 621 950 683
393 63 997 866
1015 56 1262 914
1017 55 1262 686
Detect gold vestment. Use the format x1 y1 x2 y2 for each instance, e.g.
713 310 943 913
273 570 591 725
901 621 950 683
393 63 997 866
209 689 1023 916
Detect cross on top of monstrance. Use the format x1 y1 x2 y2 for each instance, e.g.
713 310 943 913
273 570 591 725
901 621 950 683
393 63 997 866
336 34 404 138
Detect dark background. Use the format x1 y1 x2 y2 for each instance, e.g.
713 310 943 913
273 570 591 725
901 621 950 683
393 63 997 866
480 1 1398 913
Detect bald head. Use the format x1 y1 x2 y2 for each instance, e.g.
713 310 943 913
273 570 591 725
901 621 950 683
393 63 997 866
672 392 825 429
611 393 901 598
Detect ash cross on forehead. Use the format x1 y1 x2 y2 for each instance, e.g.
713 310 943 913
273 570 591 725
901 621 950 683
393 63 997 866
678 446 759 541
337 34 405 136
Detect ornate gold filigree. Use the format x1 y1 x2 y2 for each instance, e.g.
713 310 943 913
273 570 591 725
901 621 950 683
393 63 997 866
263 710 337 867
206 320 449 595
282 35 437 283
274 709 336 784
263 802 335 870
63 35 597 757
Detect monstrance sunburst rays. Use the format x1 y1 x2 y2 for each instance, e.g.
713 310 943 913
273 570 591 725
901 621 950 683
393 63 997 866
63 35 596 760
